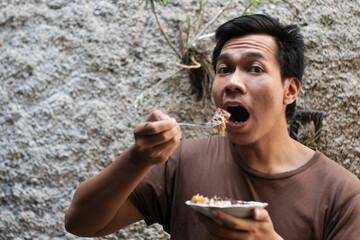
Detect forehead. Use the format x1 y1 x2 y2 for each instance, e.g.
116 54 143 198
220 34 278 59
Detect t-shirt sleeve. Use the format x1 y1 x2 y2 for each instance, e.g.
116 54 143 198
324 192 360 240
128 143 181 232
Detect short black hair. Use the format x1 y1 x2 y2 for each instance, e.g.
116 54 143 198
212 14 305 121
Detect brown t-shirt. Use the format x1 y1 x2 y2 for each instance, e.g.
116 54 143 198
129 135 360 240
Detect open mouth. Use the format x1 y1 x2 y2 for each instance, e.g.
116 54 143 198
227 106 250 124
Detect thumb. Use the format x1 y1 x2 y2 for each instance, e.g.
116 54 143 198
253 208 270 221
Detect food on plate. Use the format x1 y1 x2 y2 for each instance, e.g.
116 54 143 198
190 194 210 204
210 108 231 136
190 194 248 207
187 194 269 218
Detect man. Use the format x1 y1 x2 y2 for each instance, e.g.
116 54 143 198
65 14 360 239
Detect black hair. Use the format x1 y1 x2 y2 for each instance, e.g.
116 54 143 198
212 14 305 121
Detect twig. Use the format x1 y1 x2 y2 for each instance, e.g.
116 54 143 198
150 0 182 59
193 8 205 44
185 16 191 48
135 69 186 106
197 32 215 40
187 0 232 48
179 22 185 58
167 77 181 113
176 56 201 69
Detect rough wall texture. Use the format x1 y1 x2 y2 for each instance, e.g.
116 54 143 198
1 0 359 239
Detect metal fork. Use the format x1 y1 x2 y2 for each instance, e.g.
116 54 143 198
146 121 211 129
177 122 212 128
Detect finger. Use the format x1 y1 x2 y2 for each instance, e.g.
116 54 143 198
142 130 181 163
147 109 170 121
159 132 182 160
212 210 255 231
252 208 270 222
135 123 180 149
144 128 181 157
134 117 177 136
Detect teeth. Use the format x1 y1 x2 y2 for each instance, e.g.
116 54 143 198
232 120 244 124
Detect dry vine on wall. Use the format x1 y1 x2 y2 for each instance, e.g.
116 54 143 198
137 0 324 146
136 0 276 109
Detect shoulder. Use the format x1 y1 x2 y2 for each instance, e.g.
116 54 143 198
315 153 360 239
313 152 360 204
315 152 359 185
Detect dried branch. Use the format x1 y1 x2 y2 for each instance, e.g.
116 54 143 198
150 0 182 59
166 77 181 113
187 0 232 48
176 56 201 69
137 0 278 106
135 69 186 106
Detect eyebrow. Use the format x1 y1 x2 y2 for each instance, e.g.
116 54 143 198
215 52 266 66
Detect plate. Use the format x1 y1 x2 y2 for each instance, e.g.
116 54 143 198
185 200 268 219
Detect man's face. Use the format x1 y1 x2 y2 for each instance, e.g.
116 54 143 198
212 34 288 146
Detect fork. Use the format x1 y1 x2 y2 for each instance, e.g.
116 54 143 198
146 121 211 129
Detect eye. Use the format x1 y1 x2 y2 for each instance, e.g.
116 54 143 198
249 66 263 73
217 66 231 74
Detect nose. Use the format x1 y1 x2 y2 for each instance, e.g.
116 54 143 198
224 71 247 95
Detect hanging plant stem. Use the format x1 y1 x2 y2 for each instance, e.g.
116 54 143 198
150 0 182 59
187 0 232 48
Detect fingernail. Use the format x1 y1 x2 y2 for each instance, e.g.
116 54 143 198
253 208 261 219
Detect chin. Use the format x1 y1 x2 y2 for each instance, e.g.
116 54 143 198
226 132 256 147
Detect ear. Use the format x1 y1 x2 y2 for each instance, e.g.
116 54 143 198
283 77 301 105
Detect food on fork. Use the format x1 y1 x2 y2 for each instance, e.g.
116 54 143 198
145 108 230 134
210 108 231 136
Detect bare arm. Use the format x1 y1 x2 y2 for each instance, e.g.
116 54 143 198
65 110 181 237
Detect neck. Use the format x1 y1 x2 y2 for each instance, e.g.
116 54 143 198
235 122 314 174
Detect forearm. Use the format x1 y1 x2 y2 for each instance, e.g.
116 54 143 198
65 111 181 236
65 144 152 236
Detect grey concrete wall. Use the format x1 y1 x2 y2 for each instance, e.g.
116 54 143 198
1 0 359 239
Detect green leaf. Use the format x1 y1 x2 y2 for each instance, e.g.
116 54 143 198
137 94 144 105
186 16 191 28
197 0 208 14
243 11 256 15
241 0 276 16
